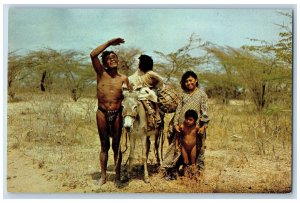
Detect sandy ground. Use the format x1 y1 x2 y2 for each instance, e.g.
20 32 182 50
5 94 292 195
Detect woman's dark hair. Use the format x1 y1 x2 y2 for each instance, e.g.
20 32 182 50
180 70 199 91
184 109 198 121
101 51 117 66
138 54 153 72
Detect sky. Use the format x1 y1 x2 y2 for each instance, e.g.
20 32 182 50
7 7 292 59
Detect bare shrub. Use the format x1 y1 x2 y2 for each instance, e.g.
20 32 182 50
250 112 292 156
7 92 292 193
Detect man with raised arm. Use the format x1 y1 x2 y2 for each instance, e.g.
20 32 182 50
90 38 129 187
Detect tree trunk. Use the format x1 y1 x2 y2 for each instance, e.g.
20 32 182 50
260 81 267 110
40 71 47 92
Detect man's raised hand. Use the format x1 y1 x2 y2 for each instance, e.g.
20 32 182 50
109 38 125 46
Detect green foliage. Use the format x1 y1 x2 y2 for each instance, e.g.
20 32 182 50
242 11 292 68
202 71 244 103
7 12 292 110
154 33 209 82
115 47 142 75
206 45 292 111
203 47 246 103
8 51 28 99
7 46 145 101
204 11 292 110
8 48 95 101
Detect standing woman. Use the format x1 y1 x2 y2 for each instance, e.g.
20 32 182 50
173 70 210 171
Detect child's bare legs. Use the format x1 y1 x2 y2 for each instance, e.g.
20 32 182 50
181 146 189 176
189 146 197 178
182 145 197 177
190 145 197 164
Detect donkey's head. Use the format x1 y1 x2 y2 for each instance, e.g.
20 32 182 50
122 83 139 132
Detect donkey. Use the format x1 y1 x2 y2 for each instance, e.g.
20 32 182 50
121 84 162 183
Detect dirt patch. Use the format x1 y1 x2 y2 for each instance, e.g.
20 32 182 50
6 150 61 192
5 93 292 193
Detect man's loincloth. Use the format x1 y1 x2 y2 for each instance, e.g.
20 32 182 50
98 106 122 135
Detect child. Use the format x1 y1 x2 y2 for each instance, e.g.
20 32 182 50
175 109 205 176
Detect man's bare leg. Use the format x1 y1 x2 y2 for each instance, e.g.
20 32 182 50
112 114 122 186
112 143 122 186
96 111 110 186
98 149 109 185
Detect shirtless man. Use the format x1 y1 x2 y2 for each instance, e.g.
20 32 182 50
175 109 205 175
90 38 129 186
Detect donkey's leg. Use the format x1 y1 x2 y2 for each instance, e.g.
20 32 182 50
154 129 161 166
127 133 136 179
141 134 150 183
146 136 151 161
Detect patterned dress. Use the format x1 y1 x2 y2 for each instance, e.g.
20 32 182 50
162 87 209 172
174 87 209 127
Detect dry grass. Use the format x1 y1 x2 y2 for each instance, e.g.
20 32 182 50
6 93 292 193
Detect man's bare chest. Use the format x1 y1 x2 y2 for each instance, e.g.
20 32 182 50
98 75 124 89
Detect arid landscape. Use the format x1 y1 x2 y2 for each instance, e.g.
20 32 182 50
5 7 294 198
6 92 292 194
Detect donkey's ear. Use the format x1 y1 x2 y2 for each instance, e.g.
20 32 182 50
122 82 128 91
122 82 130 97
